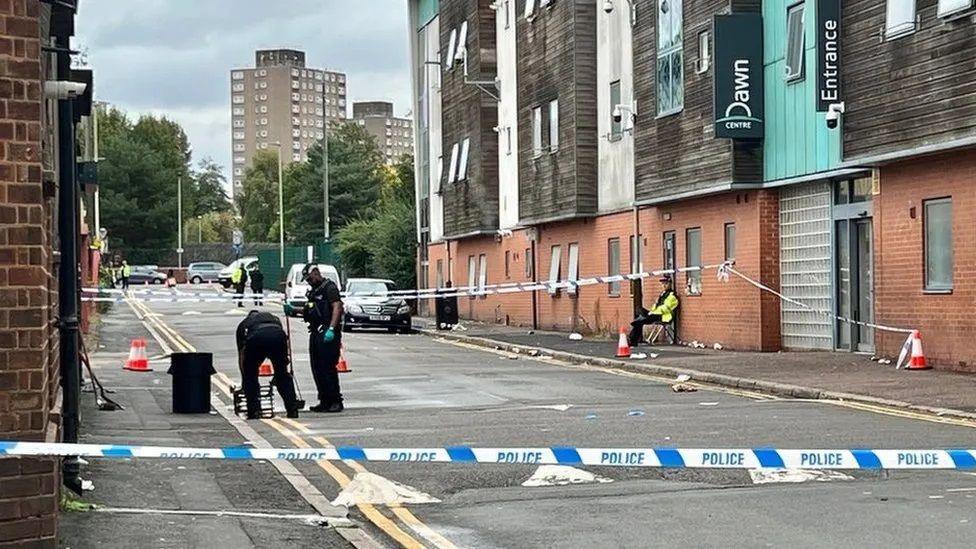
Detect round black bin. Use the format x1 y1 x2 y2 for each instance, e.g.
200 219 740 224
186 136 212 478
168 352 217 414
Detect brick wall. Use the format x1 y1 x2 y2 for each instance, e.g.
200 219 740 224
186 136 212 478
0 1 62 546
874 150 976 371
424 190 781 349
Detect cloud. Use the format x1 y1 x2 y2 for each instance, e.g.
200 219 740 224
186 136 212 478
76 0 412 187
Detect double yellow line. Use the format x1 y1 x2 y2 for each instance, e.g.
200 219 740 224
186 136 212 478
126 298 455 549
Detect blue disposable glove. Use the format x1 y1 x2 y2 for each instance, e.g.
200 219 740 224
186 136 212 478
323 327 336 342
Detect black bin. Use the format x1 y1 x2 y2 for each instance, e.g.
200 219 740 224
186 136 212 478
167 352 217 414
435 292 459 329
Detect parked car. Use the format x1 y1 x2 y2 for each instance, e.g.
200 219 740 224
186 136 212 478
218 256 259 289
186 261 226 284
125 266 167 285
343 278 411 333
284 263 341 316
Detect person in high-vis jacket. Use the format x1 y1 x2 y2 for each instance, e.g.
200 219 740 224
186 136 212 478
283 265 344 413
628 276 679 346
231 264 248 307
235 310 300 419
120 260 131 290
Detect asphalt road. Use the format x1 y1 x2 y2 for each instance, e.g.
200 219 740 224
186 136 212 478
78 289 976 547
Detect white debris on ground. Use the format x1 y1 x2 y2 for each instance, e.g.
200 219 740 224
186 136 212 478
649 353 660 359
331 472 440 507
749 469 854 485
713 342 723 350
450 323 467 331
569 333 583 341
630 352 647 359
687 341 707 349
181 311 201 316
675 374 691 382
522 465 613 487
529 404 574 412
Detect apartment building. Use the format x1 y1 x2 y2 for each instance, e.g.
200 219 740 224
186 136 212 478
229 49 347 199
408 0 976 370
351 101 415 164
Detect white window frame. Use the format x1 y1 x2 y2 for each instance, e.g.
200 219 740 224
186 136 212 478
232 71 244 80
696 29 710 74
567 243 580 295
885 0 917 39
455 21 468 64
924 197 953 291
468 255 477 297
506 126 513 155
458 137 471 180
938 0 972 17
785 2 806 82
656 0 684 116
446 28 458 70
447 142 460 183
524 0 536 19
532 106 543 157
548 99 559 152
478 254 488 295
547 245 562 295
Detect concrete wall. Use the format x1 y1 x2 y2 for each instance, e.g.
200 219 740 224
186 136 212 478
496 0 519 230
595 0 634 212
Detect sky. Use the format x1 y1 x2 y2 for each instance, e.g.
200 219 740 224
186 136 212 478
76 0 412 187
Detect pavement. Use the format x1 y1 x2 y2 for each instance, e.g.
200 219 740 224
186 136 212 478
58 287 976 547
414 318 976 419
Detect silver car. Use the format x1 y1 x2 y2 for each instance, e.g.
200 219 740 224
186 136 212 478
186 261 226 284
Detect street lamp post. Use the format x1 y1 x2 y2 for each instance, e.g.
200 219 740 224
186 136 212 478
323 121 330 241
197 215 202 244
177 176 183 269
271 142 285 268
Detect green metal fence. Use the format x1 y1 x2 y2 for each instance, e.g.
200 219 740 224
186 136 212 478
256 241 341 290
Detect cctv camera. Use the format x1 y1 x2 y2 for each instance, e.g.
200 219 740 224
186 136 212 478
44 81 87 100
492 125 501 133
612 105 623 123
603 0 614 14
825 102 845 130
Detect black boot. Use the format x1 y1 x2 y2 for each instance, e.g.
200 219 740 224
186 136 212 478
309 402 329 412
325 402 344 413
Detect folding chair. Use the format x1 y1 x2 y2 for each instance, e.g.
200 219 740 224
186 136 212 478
645 309 679 345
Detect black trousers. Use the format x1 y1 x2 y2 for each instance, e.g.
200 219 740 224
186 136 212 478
242 329 298 415
234 282 246 306
629 312 664 346
309 331 343 405
121 276 129 290
251 285 263 306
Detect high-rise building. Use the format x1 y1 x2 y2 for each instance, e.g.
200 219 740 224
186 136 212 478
351 101 414 164
230 49 347 200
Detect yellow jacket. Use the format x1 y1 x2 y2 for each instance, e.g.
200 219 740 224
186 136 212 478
650 290 679 323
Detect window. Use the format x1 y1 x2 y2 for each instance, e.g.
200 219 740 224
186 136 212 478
260 82 267 89
524 0 536 19
924 198 953 291
567 243 580 295
525 248 534 279
447 142 459 183
456 21 468 63
939 0 972 16
478 254 488 297
504 0 511 28
458 138 471 180
468 255 477 298
697 30 710 74
785 2 806 82
446 28 458 69
506 127 513 155
610 80 622 138
232 71 243 80
233 143 245 152
232 95 243 104
232 82 244 92
233 131 244 139
233 119 244 128
724 223 736 261
686 228 702 295
532 106 543 156
232 107 244 116
234 156 245 164
656 0 683 115
505 250 511 279
886 0 916 38
629 234 643 275
608 238 621 296
548 99 559 151
547 245 562 295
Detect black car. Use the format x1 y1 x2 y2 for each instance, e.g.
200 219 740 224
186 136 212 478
343 278 412 333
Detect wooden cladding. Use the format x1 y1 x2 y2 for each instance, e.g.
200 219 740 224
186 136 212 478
517 0 598 225
440 0 499 238
841 0 976 161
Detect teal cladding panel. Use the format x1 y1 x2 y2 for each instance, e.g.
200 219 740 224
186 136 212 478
762 0 840 182
417 0 439 29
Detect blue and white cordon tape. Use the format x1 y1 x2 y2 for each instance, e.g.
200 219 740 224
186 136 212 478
1 442 973 469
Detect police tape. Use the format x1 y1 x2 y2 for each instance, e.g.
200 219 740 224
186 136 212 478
81 296 285 303
1 441 972 469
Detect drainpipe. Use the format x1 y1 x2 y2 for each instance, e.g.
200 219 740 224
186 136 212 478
531 227 539 330
631 204 643 314
54 32 83 494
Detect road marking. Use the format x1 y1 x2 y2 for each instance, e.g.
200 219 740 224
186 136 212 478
93 506 342 526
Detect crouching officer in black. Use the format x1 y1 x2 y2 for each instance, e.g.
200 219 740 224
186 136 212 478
235 310 300 419
284 265 344 413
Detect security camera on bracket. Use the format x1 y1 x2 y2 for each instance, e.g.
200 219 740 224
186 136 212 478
825 102 845 130
612 103 638 126
602 0 637 24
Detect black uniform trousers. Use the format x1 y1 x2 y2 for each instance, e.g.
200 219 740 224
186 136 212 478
629 310 664 346
309 331 343 405
234 282 246 307
241 328 298 415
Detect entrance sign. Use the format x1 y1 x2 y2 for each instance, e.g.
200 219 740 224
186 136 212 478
816 0 841 111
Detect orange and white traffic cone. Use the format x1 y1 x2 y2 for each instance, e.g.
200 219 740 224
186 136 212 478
616 328 631 358
905 330 930 370
336 344 351 373
258 361 273 377
124 338 151 372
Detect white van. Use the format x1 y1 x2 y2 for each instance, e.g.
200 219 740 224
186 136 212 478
284 263 341 315
218 256 258 289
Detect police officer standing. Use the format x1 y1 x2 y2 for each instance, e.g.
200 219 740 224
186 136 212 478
231 263 248 307
235 310 300 419
120 260 131 290
284 265 344 413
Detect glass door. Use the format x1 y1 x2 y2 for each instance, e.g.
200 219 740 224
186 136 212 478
834 218 874 352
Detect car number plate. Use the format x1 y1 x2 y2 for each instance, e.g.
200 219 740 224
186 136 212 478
369 315 391 321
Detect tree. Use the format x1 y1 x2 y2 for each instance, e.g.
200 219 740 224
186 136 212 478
237 149 280 242
183 211 237 243
189 158 231 216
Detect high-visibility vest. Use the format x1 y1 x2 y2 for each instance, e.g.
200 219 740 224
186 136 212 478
231 268 242 284
122 265 131 277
